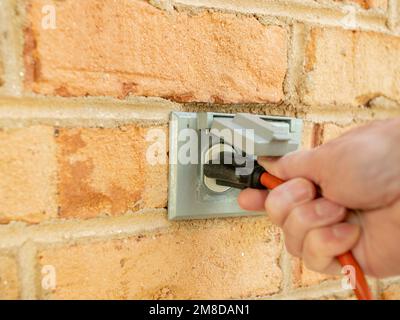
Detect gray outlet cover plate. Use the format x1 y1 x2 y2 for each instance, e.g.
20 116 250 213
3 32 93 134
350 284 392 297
168 112 302 221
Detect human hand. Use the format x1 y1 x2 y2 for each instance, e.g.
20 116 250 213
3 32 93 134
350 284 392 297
238 118 400 278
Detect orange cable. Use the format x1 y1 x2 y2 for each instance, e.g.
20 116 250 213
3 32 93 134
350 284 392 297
260 171 373 300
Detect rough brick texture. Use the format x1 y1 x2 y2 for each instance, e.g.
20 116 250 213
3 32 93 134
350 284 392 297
0 16 3 88
57 125 168 219
395 2 400 31
303 28 400 107
0 124 167 223
38 217 282 299
300 121 316 149
0 255 20 299
0 53 3 88
0 126 57 224
322 123 363 142
292 257 337 287
24 0 287 103
381 283 400 300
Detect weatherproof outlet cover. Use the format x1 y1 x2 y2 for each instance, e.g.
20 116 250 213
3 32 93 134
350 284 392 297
168 112 302 220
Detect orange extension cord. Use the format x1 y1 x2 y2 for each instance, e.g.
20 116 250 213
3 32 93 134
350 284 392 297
260 171 373 300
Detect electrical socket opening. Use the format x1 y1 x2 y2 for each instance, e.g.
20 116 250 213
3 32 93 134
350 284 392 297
203 143 236 193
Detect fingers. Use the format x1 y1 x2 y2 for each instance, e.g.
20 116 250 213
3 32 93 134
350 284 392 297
282 198 347 257
258 149 320 183
238 189 268 211
303 223 360 274
263 176 359 276
265 178 317 226
239 176 361 277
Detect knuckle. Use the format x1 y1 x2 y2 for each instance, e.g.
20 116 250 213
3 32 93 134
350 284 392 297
284 239 302 258
281 222 292 238
265 190 283 225
303 256 321 273
303 229 322 260
290 205 310 227
295 178 317 198
282 210 303 239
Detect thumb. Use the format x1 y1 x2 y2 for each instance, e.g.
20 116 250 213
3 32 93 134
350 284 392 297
257 149 320 183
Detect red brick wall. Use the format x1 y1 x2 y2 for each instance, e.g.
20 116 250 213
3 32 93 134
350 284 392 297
0 0 399 299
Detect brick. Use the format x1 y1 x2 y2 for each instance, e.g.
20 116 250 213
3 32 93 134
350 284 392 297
0 54 3 88
57 125 168 219
292 257 337 288
38 217 283 299
300 121 316 149
0 255 20 299
0 32 3 88
24 0 287 104
0 126 57 224
381 283 400 300
303 28 400 107
322 123 362 143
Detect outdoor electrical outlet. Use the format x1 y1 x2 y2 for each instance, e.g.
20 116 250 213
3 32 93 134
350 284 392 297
168 112 303 220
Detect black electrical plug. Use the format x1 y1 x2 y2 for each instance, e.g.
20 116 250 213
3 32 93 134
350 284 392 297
203 152 266 190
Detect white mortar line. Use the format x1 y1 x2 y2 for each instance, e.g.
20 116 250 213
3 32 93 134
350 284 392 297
284 23 307 106
0 209 171 249
0 96 179 127
18 241 38 300
1 95 398 128
0 0 24 96
303 106 400 125
279 243 293 295
388 0 399 31
173 0 391 35
259 280 353 300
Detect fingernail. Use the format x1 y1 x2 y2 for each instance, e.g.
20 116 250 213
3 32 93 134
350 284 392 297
315 201 345 218
332 224 358 239
257 156 277 168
